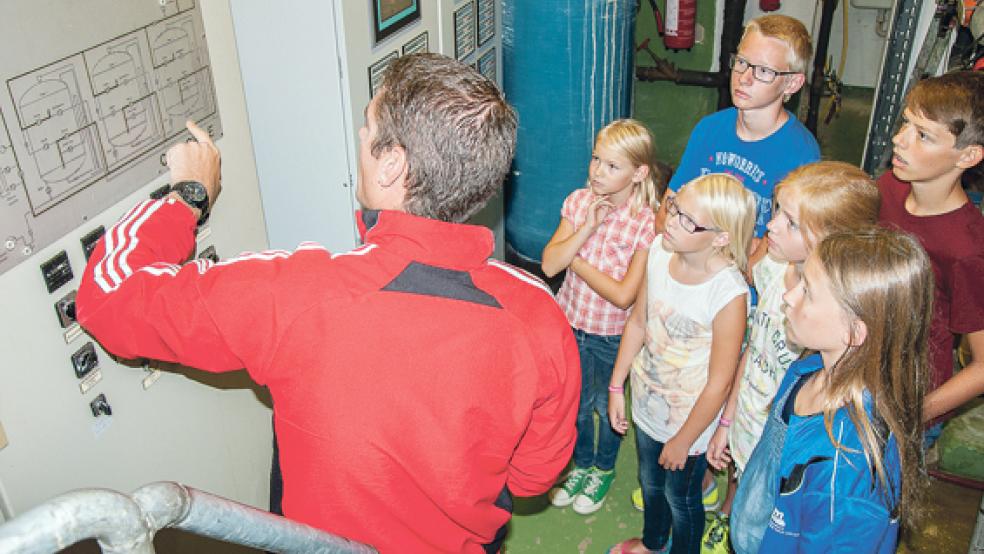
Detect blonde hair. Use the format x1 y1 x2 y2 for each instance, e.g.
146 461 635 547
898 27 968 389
815 228 932 534
741 15 813 74
774 161 880 248
593 119 664 216
678 173 756 272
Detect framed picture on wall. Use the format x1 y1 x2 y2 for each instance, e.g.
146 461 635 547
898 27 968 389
402 31 429 56
368 51 399 97
372 0 421 44
453 1 476 61
477 47 496 83
476 0 495 47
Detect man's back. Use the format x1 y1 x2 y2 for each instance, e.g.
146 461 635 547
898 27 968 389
80 206 579 552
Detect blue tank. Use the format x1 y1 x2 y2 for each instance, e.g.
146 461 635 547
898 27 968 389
502 0 637 263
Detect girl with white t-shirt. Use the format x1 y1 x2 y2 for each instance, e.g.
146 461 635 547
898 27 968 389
607 174 754 554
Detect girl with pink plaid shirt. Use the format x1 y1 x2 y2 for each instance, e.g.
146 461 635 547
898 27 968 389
541 119 662 515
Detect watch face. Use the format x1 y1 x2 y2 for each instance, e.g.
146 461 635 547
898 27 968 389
179 181 207 202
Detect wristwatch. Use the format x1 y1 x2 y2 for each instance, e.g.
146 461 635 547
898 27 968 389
170 180 210 225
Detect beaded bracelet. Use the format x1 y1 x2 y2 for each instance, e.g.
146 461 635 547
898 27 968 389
608 385 624 393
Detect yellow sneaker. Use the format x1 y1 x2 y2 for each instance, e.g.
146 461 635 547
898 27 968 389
631 480 719 512
702 479 720 511
701 513 730 554
631 487 644 511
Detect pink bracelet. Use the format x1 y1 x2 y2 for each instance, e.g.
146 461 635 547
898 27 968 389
718 416 732 428
608 385 624 393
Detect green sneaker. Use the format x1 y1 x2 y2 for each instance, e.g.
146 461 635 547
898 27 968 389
701 513 730 554
549 466 590 507
572 467 615 514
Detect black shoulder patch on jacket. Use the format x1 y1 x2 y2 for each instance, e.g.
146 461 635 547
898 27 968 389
361 210 380 231
779 456 832 495
382 261 502 308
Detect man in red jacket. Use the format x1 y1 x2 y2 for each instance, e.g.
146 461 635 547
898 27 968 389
77 53 580 553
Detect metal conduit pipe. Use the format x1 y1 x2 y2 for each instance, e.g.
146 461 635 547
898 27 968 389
806 0 839 133
132 482 377 554
0 488 154 554
716 0 749 109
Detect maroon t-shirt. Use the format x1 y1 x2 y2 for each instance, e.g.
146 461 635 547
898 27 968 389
878 171 984 391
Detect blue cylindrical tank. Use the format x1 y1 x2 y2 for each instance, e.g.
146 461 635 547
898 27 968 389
502 0 637 264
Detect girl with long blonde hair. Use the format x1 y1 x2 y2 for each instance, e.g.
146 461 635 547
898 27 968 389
731 228 931 553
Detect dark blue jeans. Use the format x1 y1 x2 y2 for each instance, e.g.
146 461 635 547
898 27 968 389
636 428 708 554
572 328 623 471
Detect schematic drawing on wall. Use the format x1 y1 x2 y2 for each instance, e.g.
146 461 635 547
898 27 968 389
0 0 220 278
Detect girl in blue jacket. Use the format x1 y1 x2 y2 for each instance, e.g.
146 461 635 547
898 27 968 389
731 228 931 553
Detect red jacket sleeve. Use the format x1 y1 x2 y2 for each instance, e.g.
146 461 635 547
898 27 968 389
76 198 282 377
506 321 580 496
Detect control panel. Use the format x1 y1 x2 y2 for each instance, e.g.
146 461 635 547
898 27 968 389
0 0 273 526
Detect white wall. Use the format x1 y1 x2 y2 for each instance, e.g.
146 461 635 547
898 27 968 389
742 1 890 89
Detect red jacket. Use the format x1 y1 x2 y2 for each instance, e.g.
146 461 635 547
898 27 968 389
77 199 580 553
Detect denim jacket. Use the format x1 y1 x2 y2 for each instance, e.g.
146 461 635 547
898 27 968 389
736 354 901 553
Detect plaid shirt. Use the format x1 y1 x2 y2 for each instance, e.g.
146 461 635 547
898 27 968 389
556 187 656 335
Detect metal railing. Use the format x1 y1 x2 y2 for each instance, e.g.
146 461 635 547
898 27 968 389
0 481 376 554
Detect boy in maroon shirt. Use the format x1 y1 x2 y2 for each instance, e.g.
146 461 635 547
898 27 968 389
878 71 984 427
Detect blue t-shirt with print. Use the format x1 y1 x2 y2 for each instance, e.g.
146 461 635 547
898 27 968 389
668 108 820 237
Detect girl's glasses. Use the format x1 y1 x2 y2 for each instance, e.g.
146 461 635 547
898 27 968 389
666 197 720 234
729 54 797 84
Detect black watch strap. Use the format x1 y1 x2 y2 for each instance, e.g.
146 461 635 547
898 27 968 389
171 180 210 225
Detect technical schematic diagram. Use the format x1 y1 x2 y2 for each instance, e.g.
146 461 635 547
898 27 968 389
0 0 220 277
148 11 216 137
9 57 108 216
0 108 34 267
84 30 165 171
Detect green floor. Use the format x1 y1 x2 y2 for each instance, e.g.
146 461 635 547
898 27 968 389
504 425 645 553
501 86 984 553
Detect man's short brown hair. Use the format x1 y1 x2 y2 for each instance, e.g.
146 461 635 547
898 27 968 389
374 53 518 223
906 71 984 149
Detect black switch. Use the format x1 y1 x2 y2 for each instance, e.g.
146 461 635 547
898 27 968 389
55 290 77 328
90 394 112 417
149 183 171 200
198 245 218 263
71 342 99 378
40 251 73 293
80 226 105 260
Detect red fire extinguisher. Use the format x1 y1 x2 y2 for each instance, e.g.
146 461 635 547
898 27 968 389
760 0 781 11
663 0 696 51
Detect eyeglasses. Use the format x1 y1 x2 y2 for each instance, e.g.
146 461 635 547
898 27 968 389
666 197 720 234
729 54 798 84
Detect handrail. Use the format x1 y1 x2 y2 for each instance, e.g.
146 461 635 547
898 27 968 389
0 482 376 554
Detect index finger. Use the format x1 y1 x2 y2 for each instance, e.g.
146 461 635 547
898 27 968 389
185 120 214 146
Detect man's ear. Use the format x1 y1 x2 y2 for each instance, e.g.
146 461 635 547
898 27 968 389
956 144 984 170
378 145 408 188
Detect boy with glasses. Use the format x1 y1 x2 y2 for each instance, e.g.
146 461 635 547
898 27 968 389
658 14 819 266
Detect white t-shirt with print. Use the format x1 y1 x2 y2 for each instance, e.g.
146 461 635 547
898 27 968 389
631 236 749 455
729 254 804 471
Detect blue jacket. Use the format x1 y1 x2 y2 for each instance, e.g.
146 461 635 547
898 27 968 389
759 354 901 553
